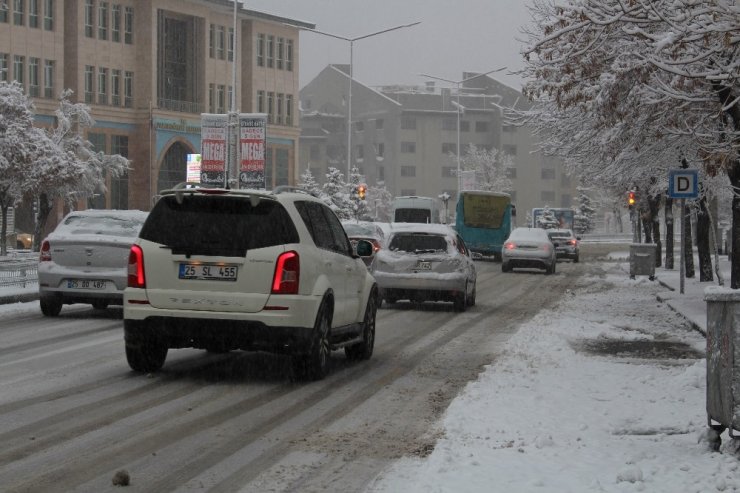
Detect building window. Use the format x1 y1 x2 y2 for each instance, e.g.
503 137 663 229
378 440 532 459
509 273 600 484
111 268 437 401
13 55 25 85
541 168 556 180
400 116 416 130
217 25 225 59
276 93 283 125
123 70 132 107
13 0 23 25
43 0 52 30
111 135 129 209
355 145 364 161
541 191 555 202
401 166 416 177
97 67 107 104
285 94 293 126
441 142 457 154
0 54 8 82
354 120 364 132
217 84 225 113
501 144 516 156
286 39 293 71
0 2 7 22
28 0 37 27
400 142 416 153
111 4 119 41
475 121 488 132
376 142 385 158
43 60 54 97
28 57 39 96
98 1 107 39
227 85 232 111
257 90 265 113
441 166 456 178
276 37 284 70
459 120 470 132
441 118 456 131
84 0 93 37
375 119 384 130
505 167 517 179
111 68 120 105
503 124 517 133
266 35 274 68
561 174 572 187
208 24 215 58
228 27 234 61
256 33 264 67
123 6 132 44
208 83 214 112
84 65 94 103
267 91 274 123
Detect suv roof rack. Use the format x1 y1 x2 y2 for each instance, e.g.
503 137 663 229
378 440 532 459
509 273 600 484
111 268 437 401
272 186 319 197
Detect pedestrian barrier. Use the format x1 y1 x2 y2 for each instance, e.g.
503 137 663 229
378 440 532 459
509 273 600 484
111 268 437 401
0 259 38 287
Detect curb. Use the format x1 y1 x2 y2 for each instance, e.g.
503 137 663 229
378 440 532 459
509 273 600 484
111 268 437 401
0 292 39 305
655 278 706 337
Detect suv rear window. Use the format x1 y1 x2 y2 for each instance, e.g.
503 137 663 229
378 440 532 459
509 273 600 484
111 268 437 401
140 195 299 256
389 233 448 254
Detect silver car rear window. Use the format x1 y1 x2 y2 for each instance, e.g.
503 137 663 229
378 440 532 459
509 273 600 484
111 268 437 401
388 233 447 254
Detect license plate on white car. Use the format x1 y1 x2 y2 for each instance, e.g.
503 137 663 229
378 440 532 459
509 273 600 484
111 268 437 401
416 261 432 270
67 279 107 289
179 263 238 281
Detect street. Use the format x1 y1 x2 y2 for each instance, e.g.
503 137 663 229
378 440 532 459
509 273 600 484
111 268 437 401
0 246 609 492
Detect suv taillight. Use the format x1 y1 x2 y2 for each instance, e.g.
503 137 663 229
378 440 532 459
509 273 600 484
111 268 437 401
128 245 146 288
39 240 52 262
272 251 299 294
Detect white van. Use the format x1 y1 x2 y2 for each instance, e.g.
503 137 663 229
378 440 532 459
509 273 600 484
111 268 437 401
391 196 442 224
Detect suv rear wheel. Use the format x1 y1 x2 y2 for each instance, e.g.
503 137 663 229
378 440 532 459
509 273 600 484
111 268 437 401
40 295 62 317
346 294 376 361
293 301 332 381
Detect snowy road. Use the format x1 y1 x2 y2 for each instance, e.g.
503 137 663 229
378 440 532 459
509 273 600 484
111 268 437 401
0 250 600 492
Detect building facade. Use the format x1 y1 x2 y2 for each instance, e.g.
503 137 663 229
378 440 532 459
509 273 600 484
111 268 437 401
1 0 313 216
299 66 579 224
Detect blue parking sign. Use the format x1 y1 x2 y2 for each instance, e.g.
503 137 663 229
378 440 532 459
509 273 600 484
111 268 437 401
668 169 699 199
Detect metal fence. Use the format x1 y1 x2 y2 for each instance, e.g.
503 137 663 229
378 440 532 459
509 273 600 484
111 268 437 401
0 259 38 288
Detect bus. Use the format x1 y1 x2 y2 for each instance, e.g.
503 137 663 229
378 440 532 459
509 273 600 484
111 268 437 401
391 196 442 224
455 191 514 259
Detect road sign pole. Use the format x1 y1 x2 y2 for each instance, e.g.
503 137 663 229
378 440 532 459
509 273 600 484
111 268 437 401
680 198 685 295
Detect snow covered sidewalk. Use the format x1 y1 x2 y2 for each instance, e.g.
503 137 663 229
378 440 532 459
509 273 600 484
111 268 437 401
369 258 739 493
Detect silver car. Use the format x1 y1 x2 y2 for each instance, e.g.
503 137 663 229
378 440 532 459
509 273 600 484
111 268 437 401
547 228 580 262
38 209 149 316
501 227 557 274
371 223 476 311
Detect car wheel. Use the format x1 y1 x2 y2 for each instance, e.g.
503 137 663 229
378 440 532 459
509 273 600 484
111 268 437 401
573 254 579 263
453 283 467 312
345 293 376 361
92 300 109 310
294 301 332 381
501 262 511 273
125 340 168 372
40 295 63 317
467 282 476 307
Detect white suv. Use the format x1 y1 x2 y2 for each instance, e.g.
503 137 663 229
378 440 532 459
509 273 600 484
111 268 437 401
123 185 378 380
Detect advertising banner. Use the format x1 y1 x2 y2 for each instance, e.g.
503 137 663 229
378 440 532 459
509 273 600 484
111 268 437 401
186 154 201 183
239 114 267 189
200 114 228 186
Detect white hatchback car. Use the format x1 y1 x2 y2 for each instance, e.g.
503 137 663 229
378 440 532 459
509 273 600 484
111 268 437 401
123 185 378 380
371 223 476 311
38 209 149 316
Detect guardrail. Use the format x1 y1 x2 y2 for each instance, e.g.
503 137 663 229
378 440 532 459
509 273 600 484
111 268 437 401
0 259 38 287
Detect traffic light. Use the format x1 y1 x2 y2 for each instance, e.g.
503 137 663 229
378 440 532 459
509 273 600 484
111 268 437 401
627 191 636 207
357 183 367 200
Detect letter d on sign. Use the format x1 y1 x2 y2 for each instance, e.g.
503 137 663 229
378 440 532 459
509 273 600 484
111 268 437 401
677 176 690 192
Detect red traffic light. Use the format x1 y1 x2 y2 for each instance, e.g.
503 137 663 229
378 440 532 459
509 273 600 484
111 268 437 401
627 191 636 206
357 184 367 200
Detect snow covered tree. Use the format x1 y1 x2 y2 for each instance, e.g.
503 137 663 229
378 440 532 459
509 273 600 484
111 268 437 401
517 0 740 286
321 167 353 220
457 143 513 192
28 89 128 250
367 181 393 222
573 187 596 234
347 167 369 220
536 207 559 229
297 167 322 197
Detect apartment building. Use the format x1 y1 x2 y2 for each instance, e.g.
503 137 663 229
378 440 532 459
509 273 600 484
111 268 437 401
0 0 312 214
299 65 579 224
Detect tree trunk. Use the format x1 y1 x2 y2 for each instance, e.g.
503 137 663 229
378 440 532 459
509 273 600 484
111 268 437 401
642 209 652 243
33 194 53 252
647 193 661 267
731 168 740 288
665 196 674 269
697 195 712 282
683 201 695 278
0 204 7 257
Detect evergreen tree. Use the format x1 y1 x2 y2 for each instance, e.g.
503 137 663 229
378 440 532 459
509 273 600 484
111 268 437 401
536 206 559 229
574 187 596 234
298 168 322 197
367 181 394 221
322 167 353 220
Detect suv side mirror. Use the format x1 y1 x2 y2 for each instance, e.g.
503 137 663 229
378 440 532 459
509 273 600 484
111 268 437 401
355 239 374 257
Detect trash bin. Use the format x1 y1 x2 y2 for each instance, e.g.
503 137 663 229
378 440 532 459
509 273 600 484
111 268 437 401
629 243 656 280
704 287 740 449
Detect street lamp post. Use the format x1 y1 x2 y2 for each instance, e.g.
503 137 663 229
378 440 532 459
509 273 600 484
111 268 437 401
302 22 421 181
419 68 505 198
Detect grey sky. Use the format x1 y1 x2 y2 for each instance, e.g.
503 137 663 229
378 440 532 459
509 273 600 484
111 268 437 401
245 0 533 91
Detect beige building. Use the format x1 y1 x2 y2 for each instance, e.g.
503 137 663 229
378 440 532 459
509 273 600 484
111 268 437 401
300 66 579 224
1 0 312 215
